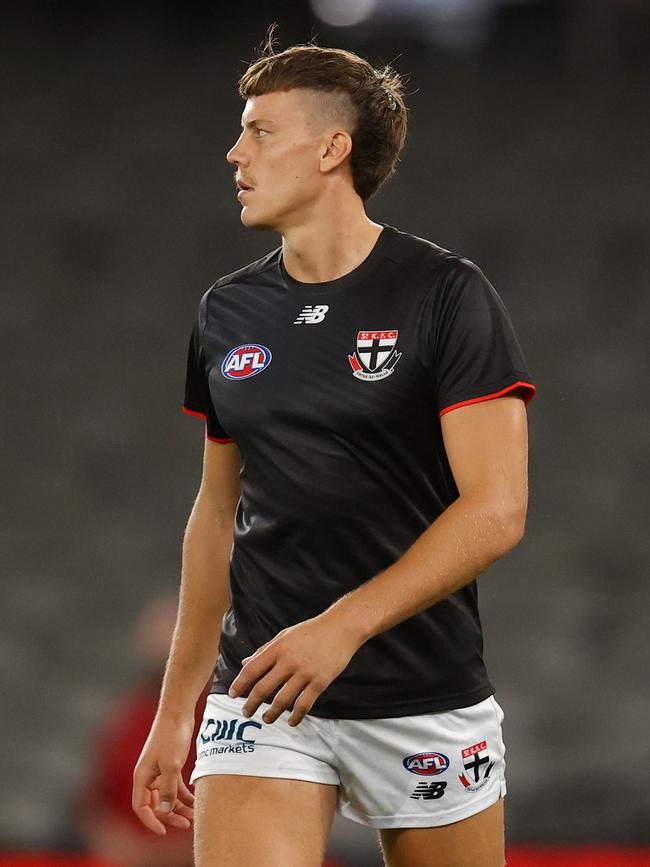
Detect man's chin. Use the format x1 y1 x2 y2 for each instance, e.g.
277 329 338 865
239 206 278 232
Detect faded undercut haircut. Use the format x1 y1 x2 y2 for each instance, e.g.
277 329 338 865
238 32 409 202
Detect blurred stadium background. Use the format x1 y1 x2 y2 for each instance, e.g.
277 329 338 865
1 1 649 865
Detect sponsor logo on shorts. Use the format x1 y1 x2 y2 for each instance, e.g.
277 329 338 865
348 329 402 381
197 717 262 758
458 740 495 793
403 752 450 776
221 344 272 379
410 781 448 800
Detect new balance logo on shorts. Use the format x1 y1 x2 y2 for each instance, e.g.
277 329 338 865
293 304 329 324
410 781 448 800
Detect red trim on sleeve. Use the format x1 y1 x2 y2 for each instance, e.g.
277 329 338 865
439 381 536 417
182 406 207 420
182 406 234 443
206 433 234 444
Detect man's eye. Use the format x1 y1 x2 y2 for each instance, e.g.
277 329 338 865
254 128 268 137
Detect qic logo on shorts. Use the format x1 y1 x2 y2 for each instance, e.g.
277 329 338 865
197 717 262 758
348 330 402 381
458 740 495 793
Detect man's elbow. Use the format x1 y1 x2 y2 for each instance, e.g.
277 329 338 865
490 501 528 555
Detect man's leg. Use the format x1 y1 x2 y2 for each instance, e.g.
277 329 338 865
378 797 504 867
194 773 338 867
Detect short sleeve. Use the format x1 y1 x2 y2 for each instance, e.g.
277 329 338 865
432 258 537 417
182 296 234 443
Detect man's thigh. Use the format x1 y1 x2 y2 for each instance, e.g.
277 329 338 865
194 774 338 867
379 797 504 867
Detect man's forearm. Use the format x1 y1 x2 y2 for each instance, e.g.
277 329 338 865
156 497 233 721
325 493 525 645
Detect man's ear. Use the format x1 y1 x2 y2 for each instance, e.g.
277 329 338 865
319 130 353 174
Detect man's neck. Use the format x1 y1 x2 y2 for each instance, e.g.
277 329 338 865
280 204 383 284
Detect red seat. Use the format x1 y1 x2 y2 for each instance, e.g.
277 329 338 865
0 856 345 867
0 856 117 867
506 847 650 866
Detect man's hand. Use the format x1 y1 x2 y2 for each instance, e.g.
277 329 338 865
132 715 196 835
228 612 362 726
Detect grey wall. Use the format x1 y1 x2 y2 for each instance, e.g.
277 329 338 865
1 0 648 856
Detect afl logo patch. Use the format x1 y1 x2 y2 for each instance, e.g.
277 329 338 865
221 344 272 380
403 752 450 776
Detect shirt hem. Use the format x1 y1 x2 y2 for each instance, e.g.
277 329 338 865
209 682 495 720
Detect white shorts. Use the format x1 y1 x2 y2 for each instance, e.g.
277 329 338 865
190 692 506 829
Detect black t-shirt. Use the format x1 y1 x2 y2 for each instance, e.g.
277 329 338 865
183 224 536 719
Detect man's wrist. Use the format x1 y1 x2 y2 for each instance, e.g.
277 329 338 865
156 692 199 723
320 593 373 648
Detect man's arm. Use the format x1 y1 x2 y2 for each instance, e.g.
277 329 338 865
158 438 240 716
229 395 529 724
326 393 529 639
132 438 241 834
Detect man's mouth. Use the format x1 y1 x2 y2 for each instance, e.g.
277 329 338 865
236 180 254 194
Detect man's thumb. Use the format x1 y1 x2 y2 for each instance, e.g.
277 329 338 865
159 775 177 812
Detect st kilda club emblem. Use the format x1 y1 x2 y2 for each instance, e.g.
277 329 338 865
458 740 495 793
348 329 402 381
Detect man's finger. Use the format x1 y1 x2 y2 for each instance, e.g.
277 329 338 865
132 765 166 835
151 788 193 830
288 685 322 727
240 637 273 666
154 788 193 822
134 804 167 835
261 675 310 724
177 777 195 807
172 800 195 822
132 769 167 836
154 807 191 830
240 666 290 718
229 651 275 699
156 765 180 814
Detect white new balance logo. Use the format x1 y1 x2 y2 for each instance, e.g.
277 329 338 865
293 304 329 325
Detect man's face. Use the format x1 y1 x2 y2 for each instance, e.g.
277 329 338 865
226 89 333 232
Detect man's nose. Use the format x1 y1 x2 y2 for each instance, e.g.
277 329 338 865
226 134 247 166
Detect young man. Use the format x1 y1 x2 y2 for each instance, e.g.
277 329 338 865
132 40 536 867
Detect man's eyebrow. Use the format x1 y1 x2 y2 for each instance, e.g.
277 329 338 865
240 118 276 128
